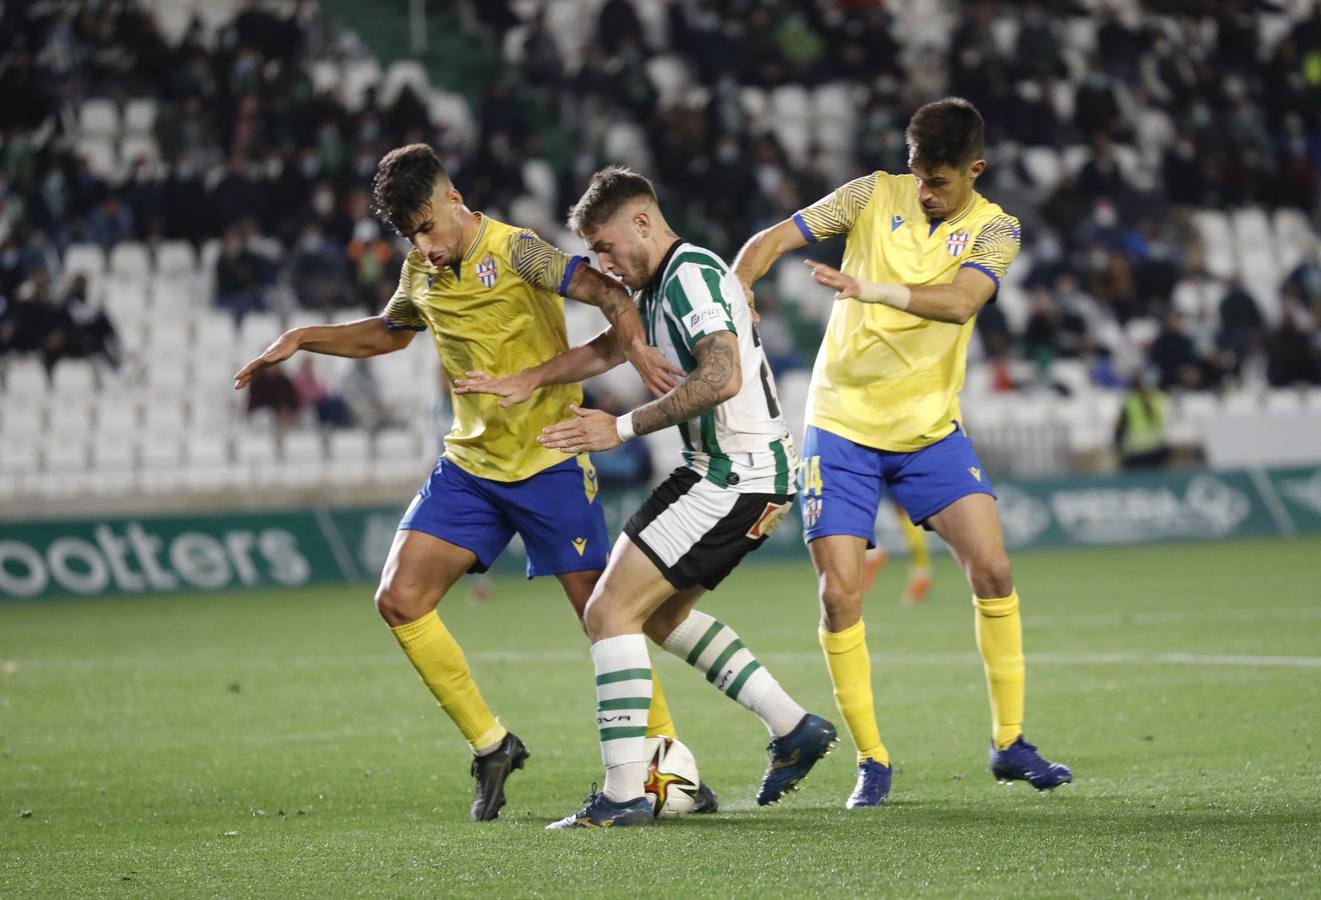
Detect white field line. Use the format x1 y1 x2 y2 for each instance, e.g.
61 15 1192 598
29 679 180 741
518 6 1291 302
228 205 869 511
7 650 1321 671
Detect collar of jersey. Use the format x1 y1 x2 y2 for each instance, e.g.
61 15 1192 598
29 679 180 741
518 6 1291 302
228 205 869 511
645 237 685 294
941 193 981 229
461 212 488 263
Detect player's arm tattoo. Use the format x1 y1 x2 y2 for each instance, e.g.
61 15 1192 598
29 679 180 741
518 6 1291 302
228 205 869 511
631 331 741 437
563 264 647 348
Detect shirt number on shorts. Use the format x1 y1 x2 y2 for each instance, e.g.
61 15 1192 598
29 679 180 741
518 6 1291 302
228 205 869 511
802 455 823 496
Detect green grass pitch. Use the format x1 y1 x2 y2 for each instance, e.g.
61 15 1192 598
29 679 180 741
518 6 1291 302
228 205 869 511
3 537 1319 897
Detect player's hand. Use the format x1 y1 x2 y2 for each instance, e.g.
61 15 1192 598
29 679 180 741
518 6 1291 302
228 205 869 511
805 259 861 301
453 370 536 407
741 281 761 326
538 405 621 453
625 343 684 398
234 331 300 389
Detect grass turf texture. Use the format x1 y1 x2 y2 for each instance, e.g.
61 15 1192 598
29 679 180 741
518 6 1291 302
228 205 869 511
3 537 1319 897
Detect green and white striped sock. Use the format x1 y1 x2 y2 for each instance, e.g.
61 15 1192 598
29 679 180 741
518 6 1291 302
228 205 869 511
662 611 806 737
592 634 653 803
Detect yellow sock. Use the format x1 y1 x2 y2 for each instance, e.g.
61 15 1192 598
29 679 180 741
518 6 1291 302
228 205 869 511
391 612 506 754
899 510 929 571
973 592 1025 750
818 620 889 765
646 672 676 739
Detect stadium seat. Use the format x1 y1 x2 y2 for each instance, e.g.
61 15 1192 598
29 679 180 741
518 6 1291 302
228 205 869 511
122 98 156 134
235 431 280 486
328 431 371 482
239 312 283 352
1192 210 1237 279
4 357 49 397
308 60 341 96
1264 390 1302 413
51 359 98 396
428 91 477 147
155 240 197 277
1022 147 1063 190
1305 387 1321 411
96 396 140 433
1 404 44 443
64 243 108 281
739 87 768 122
1221 391 1260 415
79 98 119 137
342 58 383 111
373 429 422 482
382 60 430 106
522 159 559 209
110 242 153 280
120 134 161 168
75 135 119 181
280 431 326 488
90 435 137 483
645 56 690 106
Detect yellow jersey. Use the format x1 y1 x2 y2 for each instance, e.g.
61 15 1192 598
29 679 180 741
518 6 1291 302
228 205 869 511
383 214 586 482
793 172 1021 452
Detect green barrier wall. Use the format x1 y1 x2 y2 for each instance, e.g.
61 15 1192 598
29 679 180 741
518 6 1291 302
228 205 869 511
4 465 1320 600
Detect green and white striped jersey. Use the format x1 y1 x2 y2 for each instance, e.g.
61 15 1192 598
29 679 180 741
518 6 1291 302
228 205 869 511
638 240 797 494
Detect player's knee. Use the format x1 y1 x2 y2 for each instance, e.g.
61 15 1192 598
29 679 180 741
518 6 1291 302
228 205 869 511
642 607 682 645
374 582 432 627
582 590 613 641
969 553 1014 599
818 576 863 631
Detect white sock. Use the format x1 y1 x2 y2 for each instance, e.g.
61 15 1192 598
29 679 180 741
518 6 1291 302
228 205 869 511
661 611 806 737
591 634 652 803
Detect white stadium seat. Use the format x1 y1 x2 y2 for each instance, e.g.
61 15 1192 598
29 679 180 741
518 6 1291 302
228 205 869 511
382 60 430 105
155 240 197 276
122 98 157 134
110 242 153 279
5 358 49 398
79 98 119 136
328 430 371 482
64 243 108 281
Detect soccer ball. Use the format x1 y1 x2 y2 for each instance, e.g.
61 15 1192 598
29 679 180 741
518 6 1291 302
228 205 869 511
643 737 701 817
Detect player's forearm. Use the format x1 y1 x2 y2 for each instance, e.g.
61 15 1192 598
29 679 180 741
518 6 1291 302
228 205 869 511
564 265 648 357
294 318 412 357
525 329 625 389
628 335 740 437
854 282 979 325
733 219 804 289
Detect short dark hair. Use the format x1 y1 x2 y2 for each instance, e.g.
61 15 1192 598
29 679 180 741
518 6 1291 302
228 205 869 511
371 143 449 233
566 166 658 235
905 97 985 172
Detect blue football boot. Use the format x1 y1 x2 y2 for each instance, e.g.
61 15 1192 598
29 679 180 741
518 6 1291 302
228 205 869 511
846 758 893 808
546 785 654 830
989 736 1072 790
756 713 838 805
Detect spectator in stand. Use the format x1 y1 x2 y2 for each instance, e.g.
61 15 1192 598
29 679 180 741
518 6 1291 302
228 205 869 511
291 358 350 427
58 273 120 369
1114 372 1171 470
1217 277 1266 372
1265 305 1321 388
246 368 300 427
1150 310 1220 391
214 226 268 321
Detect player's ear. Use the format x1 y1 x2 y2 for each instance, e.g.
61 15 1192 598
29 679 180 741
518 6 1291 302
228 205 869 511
968 159 987 180
633 210 650 239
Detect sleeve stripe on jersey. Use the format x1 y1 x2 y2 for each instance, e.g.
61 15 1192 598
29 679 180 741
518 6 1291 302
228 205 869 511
558 254 585 296
960 262 1001 290
791 212 817 243
381 313 425 332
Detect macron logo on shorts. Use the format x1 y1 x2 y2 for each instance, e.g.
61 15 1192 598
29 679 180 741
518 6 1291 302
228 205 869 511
572 537 588 556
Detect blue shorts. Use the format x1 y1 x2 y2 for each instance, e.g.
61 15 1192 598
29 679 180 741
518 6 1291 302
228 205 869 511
399 455 609 578
799 424 995 547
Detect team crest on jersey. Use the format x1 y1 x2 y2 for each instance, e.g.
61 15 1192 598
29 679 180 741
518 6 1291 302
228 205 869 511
476 254 498 288
946 229 970 257
803 495 823 529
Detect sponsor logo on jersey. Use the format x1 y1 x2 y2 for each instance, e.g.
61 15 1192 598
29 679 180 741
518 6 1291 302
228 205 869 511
686 305 725 331
476 254 498 288
572 536 588 556
946 229 970 257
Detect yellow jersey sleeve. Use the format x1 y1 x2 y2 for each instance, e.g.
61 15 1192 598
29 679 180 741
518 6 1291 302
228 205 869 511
792 173 880 242
507 229 586 296
381 250 428 331
959 214 1022 290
